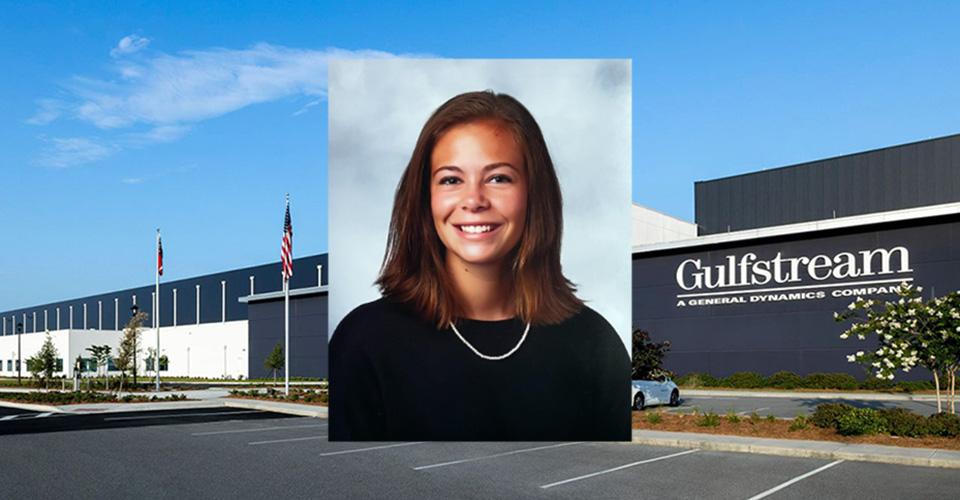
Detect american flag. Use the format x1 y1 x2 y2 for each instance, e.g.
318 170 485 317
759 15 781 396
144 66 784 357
281 196 293 281
157 234 163 276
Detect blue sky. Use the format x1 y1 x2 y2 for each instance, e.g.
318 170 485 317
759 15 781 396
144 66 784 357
2 1 960 310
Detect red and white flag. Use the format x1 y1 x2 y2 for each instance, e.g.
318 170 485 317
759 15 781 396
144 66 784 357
157 233 164 276
281 196 293 281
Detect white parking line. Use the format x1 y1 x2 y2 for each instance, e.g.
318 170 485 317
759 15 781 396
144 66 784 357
738 407 770 416
104 410 262 421
318 442 426 456
745 460 844 500
413 442 584 470
248 435 328 445
35 412 54 418
193 423 327 436
540 449 699 489
1 415 19 421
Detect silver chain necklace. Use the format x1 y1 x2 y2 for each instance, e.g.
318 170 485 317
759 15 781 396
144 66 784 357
449 321 531 361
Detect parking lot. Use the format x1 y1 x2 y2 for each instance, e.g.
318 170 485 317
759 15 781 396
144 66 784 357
662 394 941 418
1 408 958 499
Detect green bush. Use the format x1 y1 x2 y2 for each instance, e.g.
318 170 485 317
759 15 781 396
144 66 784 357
645 412 663 424
767 371 803 389
927 412 960 437
725 410 741 424
894 380 936 392
878 408 929 437
837 408 887 436
789 415 809 431
804 373 859 391
859 378 896 391
697 411 721 427
811 403 855 429
675 372 719 388
721 371 765 389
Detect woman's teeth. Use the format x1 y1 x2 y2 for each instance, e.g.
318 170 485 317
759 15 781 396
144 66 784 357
460 225 493 234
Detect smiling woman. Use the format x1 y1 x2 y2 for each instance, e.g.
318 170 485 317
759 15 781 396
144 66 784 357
329 90 630 441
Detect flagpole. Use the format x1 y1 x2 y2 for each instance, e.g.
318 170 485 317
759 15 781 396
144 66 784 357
155 228 161 392
284 276 290 396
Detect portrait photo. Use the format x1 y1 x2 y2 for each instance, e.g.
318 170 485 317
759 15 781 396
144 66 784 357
328 59 632 441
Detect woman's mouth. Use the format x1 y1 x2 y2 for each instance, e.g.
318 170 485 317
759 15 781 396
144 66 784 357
455 224 501 235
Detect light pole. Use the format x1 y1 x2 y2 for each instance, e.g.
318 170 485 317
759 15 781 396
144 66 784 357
130 305 139 386
16 321 23 385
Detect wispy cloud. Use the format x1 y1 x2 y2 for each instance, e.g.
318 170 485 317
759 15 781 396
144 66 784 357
121 177 144 184
32 36 406 167
36 137 117 168
110 34 150 58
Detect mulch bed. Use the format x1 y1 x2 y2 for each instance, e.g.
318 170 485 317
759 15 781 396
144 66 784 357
633 411 960 451
227 394 328 407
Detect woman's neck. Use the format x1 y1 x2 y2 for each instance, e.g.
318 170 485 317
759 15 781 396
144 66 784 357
445 257 515 321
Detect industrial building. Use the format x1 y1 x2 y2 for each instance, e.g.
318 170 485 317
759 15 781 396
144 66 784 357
3 134 957 381
633 133 960 377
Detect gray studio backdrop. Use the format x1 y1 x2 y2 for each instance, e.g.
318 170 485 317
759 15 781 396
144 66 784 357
328 59 632 352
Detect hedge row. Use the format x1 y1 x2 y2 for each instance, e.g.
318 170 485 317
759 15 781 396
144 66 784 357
675 371 936 392
811 403 960 437
229 388 328 404
0 391 188 404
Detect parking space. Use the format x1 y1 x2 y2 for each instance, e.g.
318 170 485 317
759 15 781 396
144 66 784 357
2 409 959 499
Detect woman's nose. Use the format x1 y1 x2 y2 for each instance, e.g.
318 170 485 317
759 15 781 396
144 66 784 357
461 183 490 211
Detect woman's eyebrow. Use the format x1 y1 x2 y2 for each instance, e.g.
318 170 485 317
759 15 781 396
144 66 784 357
433 165 462 176
483 162 519 172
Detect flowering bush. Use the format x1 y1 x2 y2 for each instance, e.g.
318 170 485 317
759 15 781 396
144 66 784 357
836 283 960 414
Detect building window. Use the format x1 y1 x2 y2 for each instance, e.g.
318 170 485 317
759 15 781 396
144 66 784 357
55 358 63 372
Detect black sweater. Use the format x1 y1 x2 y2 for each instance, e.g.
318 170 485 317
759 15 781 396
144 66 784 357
329 298 631 441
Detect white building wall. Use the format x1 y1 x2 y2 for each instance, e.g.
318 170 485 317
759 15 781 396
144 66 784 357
0 321 249 379
631 203 697 246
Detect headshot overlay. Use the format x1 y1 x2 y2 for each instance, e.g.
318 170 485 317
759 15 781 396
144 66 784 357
328 59 632 440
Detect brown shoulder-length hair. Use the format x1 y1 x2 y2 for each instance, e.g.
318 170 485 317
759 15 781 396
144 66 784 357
376 90 583 328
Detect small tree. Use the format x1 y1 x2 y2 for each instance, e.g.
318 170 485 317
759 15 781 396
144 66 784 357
86 344 112 390
836 283 960 414
27 332 59 388
264 343 284 383
632 328 671 380
144 347 170 376
115 312 147 393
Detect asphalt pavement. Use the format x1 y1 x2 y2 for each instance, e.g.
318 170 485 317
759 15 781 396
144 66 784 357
661 394 942 418
2 408 959 499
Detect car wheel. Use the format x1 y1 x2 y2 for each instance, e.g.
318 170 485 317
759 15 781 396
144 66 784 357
633 393 645 410
669 389 680 407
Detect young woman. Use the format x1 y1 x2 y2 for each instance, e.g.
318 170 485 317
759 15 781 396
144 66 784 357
329 91 630 441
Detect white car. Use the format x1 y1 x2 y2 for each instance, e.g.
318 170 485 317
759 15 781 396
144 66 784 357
632 376 680 410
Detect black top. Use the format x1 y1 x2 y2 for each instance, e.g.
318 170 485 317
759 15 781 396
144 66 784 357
329 298 631 441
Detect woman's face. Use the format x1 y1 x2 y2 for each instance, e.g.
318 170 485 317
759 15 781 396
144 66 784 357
430 119 527 269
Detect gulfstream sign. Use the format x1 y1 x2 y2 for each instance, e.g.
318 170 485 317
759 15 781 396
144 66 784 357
674 246 914 307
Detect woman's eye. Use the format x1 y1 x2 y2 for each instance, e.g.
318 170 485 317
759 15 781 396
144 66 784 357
438 176 462 185
488 174 512 183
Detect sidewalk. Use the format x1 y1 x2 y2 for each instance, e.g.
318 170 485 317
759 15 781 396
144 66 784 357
632 429 960 469
683 388 940 402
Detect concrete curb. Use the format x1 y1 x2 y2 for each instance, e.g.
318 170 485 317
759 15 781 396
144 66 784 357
0 400 63 413
632 430 960 469
682 389 939 401
222 398 328 418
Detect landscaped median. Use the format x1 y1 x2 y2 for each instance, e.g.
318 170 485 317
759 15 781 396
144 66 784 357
0 391 190 405
227 388 327 406
630 399 960 469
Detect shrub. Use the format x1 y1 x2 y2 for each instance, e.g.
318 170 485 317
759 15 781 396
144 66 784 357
879 408 929 437
837 408 887 436
860 378 896 391
749 412 761 425
722 372 765 389
697 411 721 427
675 373 718 388
765 415 776 423
725 410 741 424
895 380 936 393
804 373 858 391
811 403 855 429
645 412 663 424
927 412 960 437
789 415 808 431
767 371 803 389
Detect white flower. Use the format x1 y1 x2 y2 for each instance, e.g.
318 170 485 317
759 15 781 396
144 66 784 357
856 351 864 357
887 374 895 380
846 355 856 362
848 302 856 310
857 334 866 340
